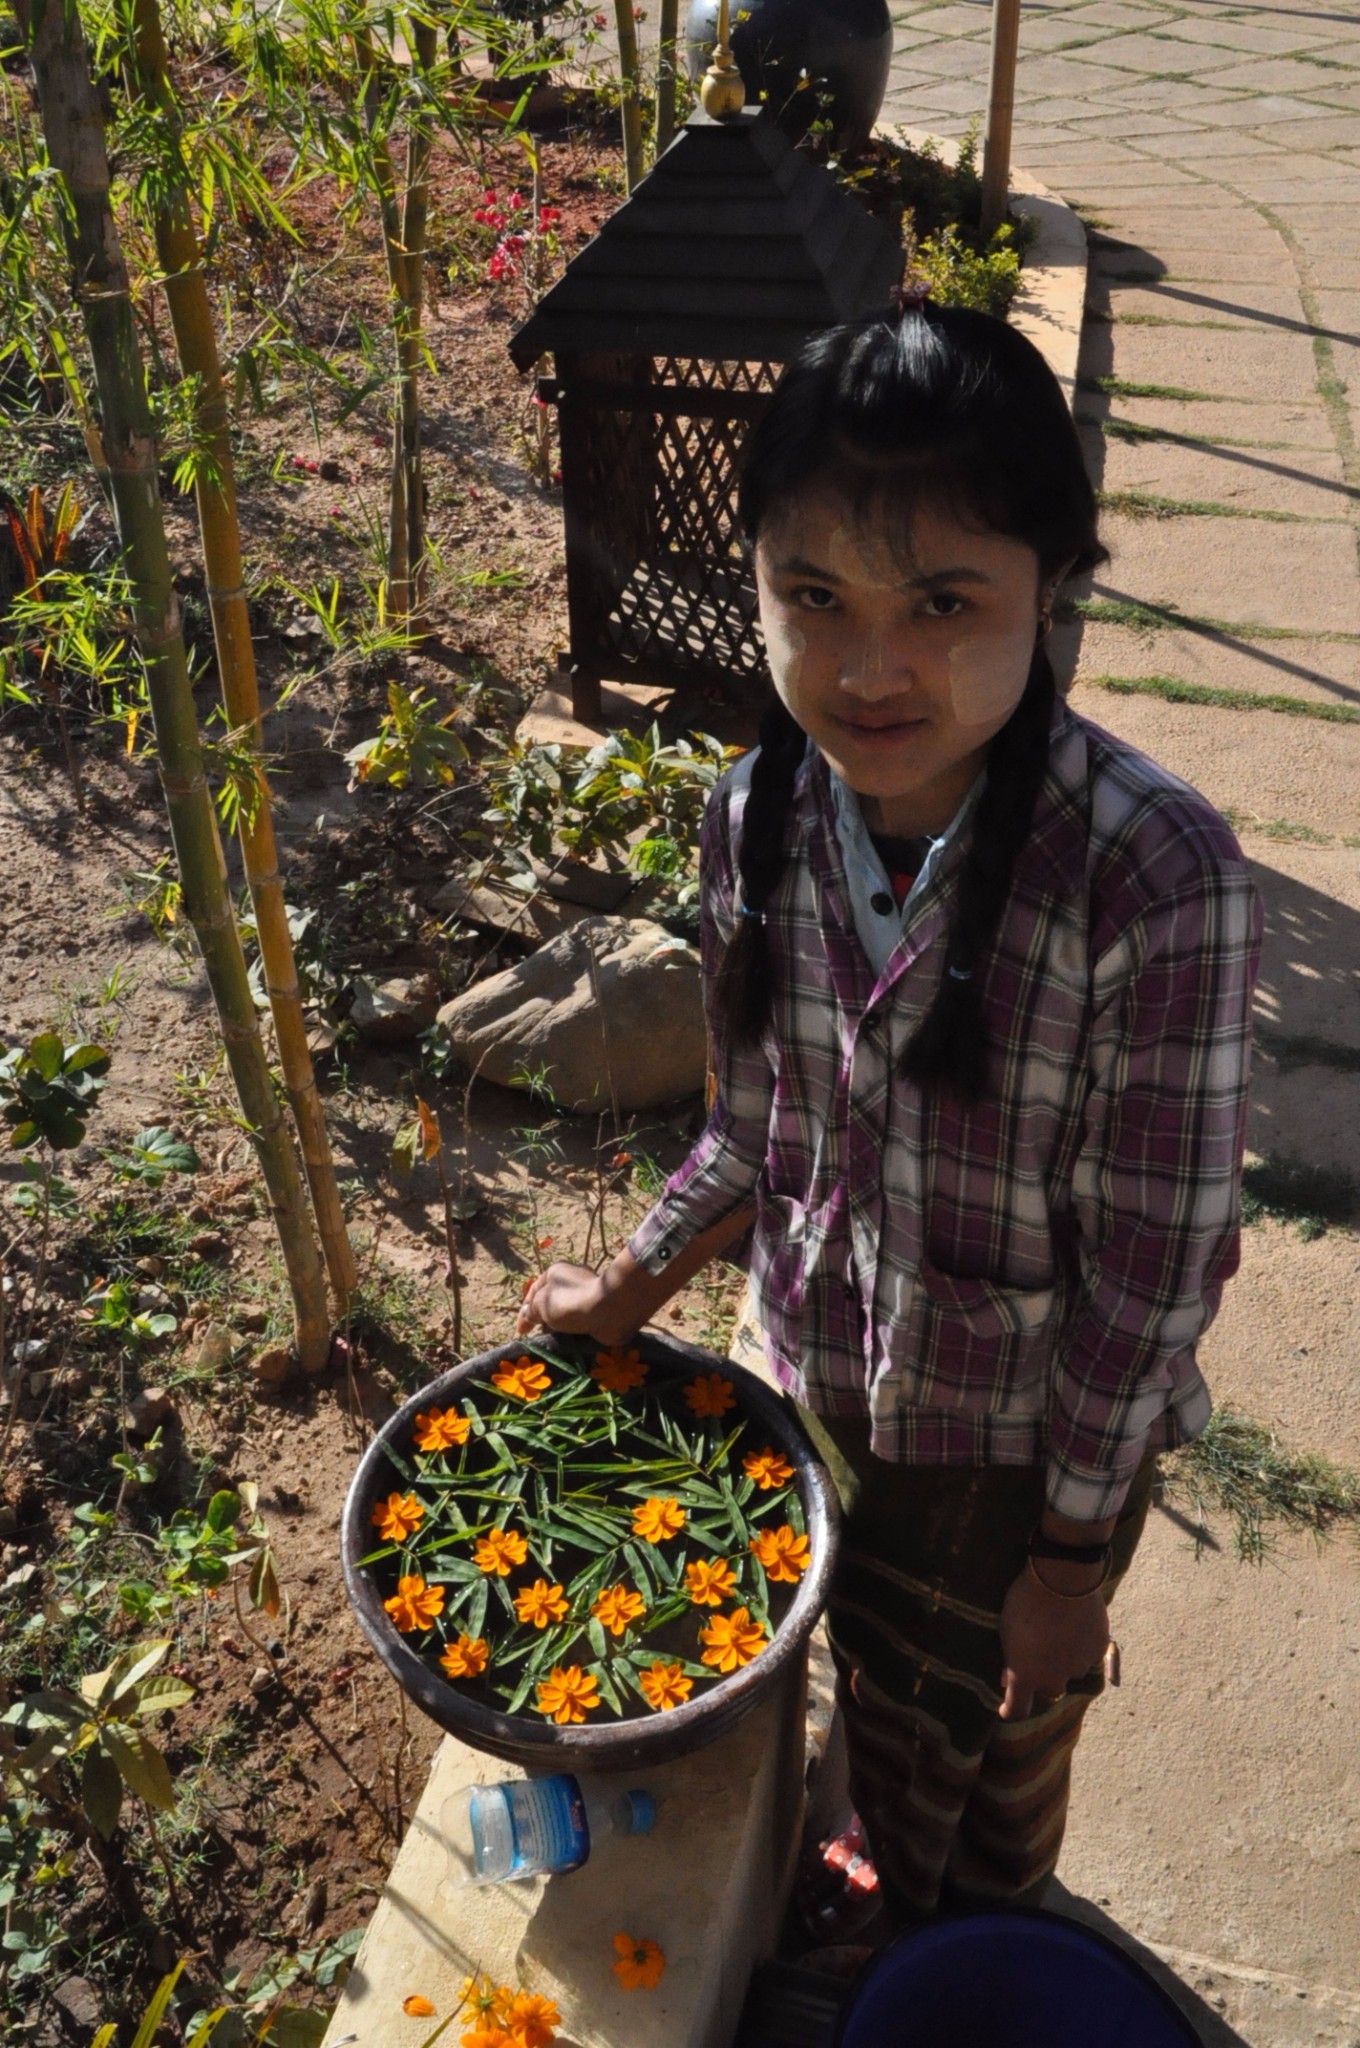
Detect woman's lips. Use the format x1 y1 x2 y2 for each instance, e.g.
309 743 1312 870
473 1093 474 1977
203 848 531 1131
832 713 927 736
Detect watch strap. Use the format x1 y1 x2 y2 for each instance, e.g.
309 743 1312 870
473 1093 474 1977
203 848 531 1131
1027 1531 1112 1568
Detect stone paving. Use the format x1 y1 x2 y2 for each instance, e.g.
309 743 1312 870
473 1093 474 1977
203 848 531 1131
880 6 1360 2040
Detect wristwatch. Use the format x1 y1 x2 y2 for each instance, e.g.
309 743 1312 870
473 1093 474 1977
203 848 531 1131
1027 1530 1112 1568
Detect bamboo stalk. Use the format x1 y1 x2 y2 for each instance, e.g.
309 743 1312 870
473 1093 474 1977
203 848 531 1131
980 0 1022 240
611 0 645 193
655 0 680 156
20 0 331 1373
397 13 438 620
128 0 358 1311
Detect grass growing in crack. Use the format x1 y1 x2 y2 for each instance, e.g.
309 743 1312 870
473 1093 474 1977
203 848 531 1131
1079 374 1226 403
1256 1029 1360 1077
1072 596 1360 646
1240 1155 1359 1238
1165 1408 1360 1563
1087 673 1360 723
1085 415 1297 452
1220 807 1356 848
1098 488 1325 525
1106 313 1249 332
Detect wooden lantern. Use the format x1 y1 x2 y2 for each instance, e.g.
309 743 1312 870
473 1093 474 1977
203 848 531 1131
510 102 902 722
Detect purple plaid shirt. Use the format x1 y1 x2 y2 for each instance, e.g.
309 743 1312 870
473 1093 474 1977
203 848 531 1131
628 705 1263 1520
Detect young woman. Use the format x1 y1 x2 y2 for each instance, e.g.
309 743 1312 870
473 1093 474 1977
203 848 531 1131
517 303 1262 1924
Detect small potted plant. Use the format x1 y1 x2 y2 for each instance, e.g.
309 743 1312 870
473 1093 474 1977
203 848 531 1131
342 1330 839 1770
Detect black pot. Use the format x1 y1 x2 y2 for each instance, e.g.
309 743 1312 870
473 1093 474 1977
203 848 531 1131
686 0 893 155
342 1330 840 1772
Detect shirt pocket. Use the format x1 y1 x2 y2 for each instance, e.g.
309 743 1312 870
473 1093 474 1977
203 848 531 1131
902 1261 1056 1416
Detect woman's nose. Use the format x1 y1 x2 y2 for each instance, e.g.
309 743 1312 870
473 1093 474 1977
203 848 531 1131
836 632 913 698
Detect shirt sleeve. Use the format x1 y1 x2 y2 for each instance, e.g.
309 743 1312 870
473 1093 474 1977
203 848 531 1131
627 770 776 1275
1046 850 1263 1521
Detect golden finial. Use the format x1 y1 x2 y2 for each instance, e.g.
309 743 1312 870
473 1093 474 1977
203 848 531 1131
700 0 746 121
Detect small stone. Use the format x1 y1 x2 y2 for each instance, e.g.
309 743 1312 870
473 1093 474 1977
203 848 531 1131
13 1338 48 1367
193 1323 237 1377
238 1308 268 1334
0 1505 16 1536
127 1386 174 1435
349 972 441 1044
58 1364 91 1396
187 1201 214 1223
318 458 343 482
3 1562 40 1595
267 1638 286 1660
188 1231 226 1257
252 1345 294 1392
299 1875 326 1928
249 1664 273 1693
53 1975 102 2035
26 1369 51 1398
135 1255 165 1279
135 1284 174 1315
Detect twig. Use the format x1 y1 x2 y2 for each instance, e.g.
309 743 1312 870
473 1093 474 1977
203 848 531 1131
143 1802 186 1926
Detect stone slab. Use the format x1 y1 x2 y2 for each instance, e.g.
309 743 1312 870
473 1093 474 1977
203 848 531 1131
1138 127 1279 158
1252 111 1360 148
1154 18 1340 56
1098 280 1309 325
1059 1517 1360 1997
1090 323 1320 403
1084 32 1268 75
1093 393 1335 447
1065 681 1360 837
1188 93 1349 127
1095 427 1352 519
1248 1059 1360 1181
1075 619 1360 712
1097 516 1360 636
1193 54 1360 96
321 1674 805 2048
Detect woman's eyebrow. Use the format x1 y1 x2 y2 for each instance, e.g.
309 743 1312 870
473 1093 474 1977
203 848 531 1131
770 553 842 582
915 566 992 587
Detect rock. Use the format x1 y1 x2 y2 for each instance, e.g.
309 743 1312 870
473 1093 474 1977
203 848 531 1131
0 1504 15 1536
127 1386 174 1435
349 972 440 1043
435 916 705 1113
252 1345 295 1392
249 1664 273 1693
26 1369 52 1398
238 1307 268 1334
187 1200 214 1223
58 1364 91 1396
135 1255 165 1279
13 1338 48 1367
135 1284 174 1315
52 1975 102 2038
193 1322 238 1377
188 1231 227 1257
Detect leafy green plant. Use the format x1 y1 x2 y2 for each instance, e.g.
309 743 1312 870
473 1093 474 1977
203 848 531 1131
0 1030 109 1151
104 1126 201 1187
914 222 1023 317
346 679 469 791
83 1280 178 1348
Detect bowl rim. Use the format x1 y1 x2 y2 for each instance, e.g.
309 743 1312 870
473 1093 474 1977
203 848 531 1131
341 1329 840 1757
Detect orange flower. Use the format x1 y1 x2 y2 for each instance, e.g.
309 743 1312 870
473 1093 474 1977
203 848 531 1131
612 1932 666 1991
492 1355 552 1402
592 1584 645 1636
591 1346 647 1393
459 1977 505 2022
743 1446 794 1491
371 1490 425 1543
751 1524 811 1583
440 1633 490 1680
684 1555 737 1607
684 1370 736 1418
501 1991 560 2047
639 1660 693 1712
632 1496 685 1544
699 1605 767 1673
515 1578 569 1629
414 1405 471 1453
460 2030 510 2048
536 1664 601 1724
474 1527 529 1576
403 1994 437 2017
384 1575 445 1633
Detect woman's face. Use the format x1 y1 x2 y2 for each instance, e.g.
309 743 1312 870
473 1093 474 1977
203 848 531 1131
754 485 1049 837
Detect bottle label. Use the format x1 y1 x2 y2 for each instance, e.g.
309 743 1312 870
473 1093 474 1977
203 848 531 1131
474 1776 589 1880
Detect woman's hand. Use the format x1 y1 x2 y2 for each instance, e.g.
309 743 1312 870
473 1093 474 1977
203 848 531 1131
997 1560 1110 1720
516 1262 632 1343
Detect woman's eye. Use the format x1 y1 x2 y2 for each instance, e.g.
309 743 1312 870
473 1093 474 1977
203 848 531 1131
923 593 966 619
792 585 838 612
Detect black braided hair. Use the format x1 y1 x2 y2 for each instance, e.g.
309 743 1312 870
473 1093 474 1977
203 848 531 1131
720 302 1106 1092
712 692 806 1045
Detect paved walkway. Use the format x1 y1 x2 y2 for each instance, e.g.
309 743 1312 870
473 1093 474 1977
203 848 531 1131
882 6 1360 2040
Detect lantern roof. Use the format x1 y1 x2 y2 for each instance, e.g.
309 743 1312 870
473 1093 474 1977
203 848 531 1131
509 107 903 370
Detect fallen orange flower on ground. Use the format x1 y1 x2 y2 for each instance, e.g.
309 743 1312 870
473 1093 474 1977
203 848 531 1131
403 1993 437 2016
612 1932 666 1990
500 1989 560 2046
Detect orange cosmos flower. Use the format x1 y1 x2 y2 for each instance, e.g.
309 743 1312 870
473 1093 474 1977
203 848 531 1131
384 1575 445 1633
684 1370 736 1418
751 1524 811 1583
632 1496 685 1543
590 1346 647 1393
459 1977 505 2022
684 1555 737 1607
536 1664 601 1724
592 1583 645 1636
414 1405 471 1453
515 1578 569 1629
699 1605 768 1673
639 1660 693 1712
612 1932 666 1991
440 1633 490 1680
743 1446 794 1491
460 2030 510 2048
500 1991 560 2047
473 1527 529 1576
492 1356 552 1402
371 1490 425 1543
403 1994 437 2017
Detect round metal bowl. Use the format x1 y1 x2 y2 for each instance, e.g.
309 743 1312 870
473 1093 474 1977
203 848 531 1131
341 1330 840 1771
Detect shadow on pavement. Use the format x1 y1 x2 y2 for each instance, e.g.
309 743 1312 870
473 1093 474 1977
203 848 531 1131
1046 1880 1254 2047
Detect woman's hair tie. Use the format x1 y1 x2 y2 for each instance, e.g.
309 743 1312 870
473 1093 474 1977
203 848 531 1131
948 964 973 982
891 282 931 319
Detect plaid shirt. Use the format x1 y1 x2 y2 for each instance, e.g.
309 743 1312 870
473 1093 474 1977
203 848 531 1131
628 705 1263 1520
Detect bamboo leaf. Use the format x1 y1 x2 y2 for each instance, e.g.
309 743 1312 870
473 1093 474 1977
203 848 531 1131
592 1660 622 1714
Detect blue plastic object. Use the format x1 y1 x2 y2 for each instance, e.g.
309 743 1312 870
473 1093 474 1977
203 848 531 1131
835 1911 1203 2048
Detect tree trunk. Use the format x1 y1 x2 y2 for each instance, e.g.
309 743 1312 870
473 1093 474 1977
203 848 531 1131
612 0 645 193
128 0 357 1311
656 0 680 156
20 0 331 1372
398 15 438 620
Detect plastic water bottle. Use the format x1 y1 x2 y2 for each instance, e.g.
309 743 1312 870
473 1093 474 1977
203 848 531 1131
441 1773 656 1886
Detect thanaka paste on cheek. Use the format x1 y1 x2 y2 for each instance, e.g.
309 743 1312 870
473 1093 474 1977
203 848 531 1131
946 626 1035 726
761 604 806 707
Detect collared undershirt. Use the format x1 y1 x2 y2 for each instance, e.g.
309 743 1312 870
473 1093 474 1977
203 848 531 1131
828 769 980 980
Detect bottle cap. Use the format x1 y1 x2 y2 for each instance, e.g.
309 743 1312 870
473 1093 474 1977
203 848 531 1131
623 1789 656 1835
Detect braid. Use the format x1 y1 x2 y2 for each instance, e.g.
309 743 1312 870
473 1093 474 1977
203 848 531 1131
714 695 806 1045
901 645 1057 1100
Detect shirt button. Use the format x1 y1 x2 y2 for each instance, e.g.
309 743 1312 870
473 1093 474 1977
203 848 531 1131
870 891 895 916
